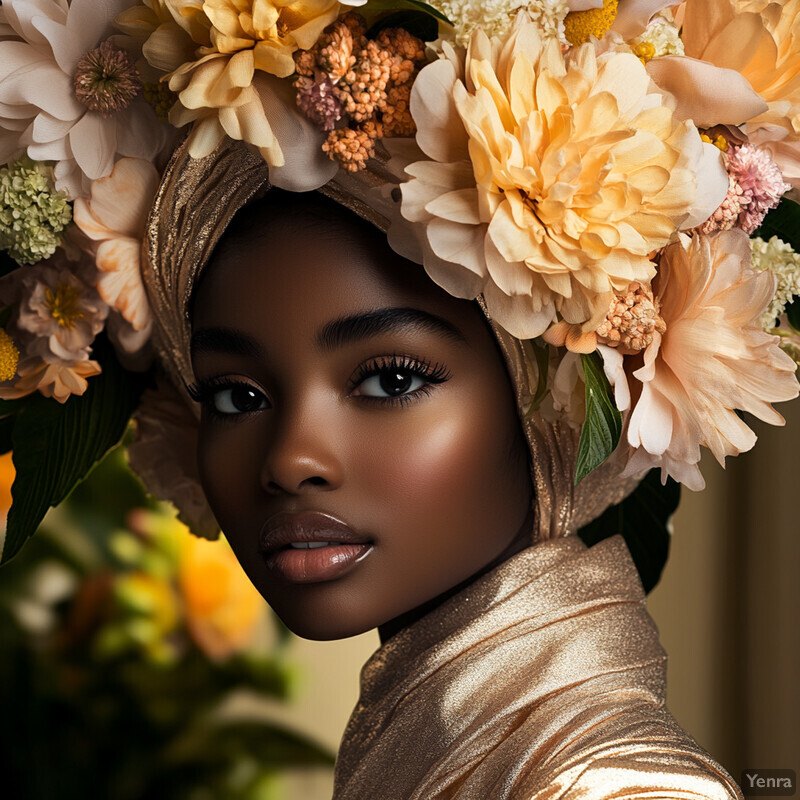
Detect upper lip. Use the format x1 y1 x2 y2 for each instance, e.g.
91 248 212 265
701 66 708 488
258 511 372 557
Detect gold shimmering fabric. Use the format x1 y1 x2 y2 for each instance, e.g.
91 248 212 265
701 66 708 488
333 535 742 800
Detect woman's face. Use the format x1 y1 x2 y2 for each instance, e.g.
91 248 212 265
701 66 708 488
191 195 532 640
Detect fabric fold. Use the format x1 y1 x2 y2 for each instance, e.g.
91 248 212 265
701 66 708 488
333 536 742 800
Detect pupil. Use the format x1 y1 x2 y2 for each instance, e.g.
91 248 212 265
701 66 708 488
380 371 412 396
232 386 261 411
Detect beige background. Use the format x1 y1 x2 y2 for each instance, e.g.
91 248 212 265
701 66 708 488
275 400 800 799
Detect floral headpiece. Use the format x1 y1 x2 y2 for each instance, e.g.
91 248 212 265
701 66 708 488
1 0 799 566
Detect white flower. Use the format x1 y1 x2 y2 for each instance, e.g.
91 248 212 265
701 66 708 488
0 0 170 199
429 0 569 46
751 235 800 330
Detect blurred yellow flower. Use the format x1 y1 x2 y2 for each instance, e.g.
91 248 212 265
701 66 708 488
0 452 15 518
178 533 267 660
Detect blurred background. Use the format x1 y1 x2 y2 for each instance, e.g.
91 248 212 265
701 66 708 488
0 400 798 799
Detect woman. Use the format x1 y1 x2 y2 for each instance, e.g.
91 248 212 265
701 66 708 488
1 0 798 796
140 137 745 798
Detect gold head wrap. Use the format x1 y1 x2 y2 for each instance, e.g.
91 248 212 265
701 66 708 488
138 137 640 543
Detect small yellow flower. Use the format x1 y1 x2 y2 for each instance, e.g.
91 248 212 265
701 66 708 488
564 0 618 45
0 329 20 382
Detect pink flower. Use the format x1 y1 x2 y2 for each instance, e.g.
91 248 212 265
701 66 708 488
606 230 799 490
16 256 108 362
726 143 790 234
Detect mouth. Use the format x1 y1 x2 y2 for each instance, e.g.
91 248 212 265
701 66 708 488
259 511 374 583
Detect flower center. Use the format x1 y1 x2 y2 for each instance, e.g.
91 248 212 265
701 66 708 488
45 284 84 328
595 281 666 354
73 40 141 117
564 0 619 46
0 329 19 382
277 7 304 37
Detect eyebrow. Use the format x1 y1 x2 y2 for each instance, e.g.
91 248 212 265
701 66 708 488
190 327 263 358
316 307 465 351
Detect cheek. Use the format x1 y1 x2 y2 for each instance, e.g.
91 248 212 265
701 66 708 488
196 423 261 526
353 389 530 553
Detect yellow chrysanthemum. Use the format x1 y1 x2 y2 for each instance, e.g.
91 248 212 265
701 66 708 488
204 0 341 78
564 0 618 45
397 21 727 338
162 0 346 163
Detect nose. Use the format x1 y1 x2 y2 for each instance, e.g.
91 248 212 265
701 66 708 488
260 401 344 495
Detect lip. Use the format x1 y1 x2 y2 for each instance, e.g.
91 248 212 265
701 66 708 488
259 511 374 584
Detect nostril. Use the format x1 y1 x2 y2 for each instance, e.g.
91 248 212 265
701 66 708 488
304 476 328 487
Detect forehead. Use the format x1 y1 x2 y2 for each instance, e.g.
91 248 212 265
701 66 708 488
191 196 479 338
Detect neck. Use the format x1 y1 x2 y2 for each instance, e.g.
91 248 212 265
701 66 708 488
377 509 534 644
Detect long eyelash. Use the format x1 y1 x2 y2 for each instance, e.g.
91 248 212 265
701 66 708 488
350 354 451 387
186 377 266 422
349 354 451 407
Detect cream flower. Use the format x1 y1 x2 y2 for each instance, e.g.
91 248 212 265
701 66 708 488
114 0 209 80
0 350 102 403
162 0 362 166
680 0 800 188
73 157 159 347
615 231 799 490
429 1 569 47
397 20 727 339
16 258 108 362
0 0 170 199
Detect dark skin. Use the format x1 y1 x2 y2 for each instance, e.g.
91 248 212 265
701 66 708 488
190 192 533 642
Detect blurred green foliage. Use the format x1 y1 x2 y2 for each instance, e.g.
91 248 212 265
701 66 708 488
0 444 334 800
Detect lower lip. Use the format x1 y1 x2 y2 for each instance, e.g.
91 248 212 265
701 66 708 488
263 543 373 583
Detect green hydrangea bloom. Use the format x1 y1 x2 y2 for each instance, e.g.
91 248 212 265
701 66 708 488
0 157 73 265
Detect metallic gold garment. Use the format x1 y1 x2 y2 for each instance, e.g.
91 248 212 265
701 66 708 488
333 536 742 800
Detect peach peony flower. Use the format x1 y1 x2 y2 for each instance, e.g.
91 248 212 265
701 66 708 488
0 351 102 403
611 231 799 490
396 20 727 339
680 0 800 189
73 157 159 349
0 0 170 199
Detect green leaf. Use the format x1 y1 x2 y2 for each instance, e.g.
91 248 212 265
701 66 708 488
753 198 800 253
786 296 800 333
575 352 622 484
3 336 145 563
521 338 550 416
0 397 28 418
367 9 440 40
365 0 451 26
0 415 14 454
577 469 680 593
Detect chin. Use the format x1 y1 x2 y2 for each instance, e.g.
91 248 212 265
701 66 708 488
278 613 376 642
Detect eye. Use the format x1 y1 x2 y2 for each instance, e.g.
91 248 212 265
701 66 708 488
188 378 270 417
212 384 269 415
350 355 451 404
357 370 427 398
